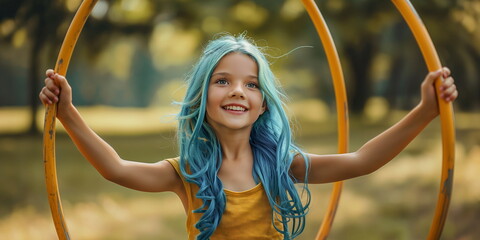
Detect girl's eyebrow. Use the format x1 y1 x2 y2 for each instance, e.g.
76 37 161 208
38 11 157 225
211 72 258 79
211 72 229 77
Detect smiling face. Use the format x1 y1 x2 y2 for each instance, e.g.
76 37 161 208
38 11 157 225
206 52 266 134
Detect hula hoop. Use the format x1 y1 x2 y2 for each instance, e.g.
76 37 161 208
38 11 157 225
43 0 98 239
300 1 349 239
43 0 347 239
392 1 455 239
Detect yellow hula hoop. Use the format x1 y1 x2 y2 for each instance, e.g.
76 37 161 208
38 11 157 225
392 1 455 239
43 0 348 239
43 0 98 239
302 0 455 239
300 1 349 239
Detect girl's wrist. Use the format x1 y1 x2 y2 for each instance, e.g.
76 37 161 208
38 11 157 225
417 101 439 121
57 103 77 123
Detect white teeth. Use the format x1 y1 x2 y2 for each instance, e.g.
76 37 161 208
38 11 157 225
224 105 246 111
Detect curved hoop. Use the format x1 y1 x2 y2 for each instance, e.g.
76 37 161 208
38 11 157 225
392 1 455 239
43 0 98 239
44 1 344 238
300 1 349 239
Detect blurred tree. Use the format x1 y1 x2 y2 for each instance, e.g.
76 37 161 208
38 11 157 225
0 0 478 135
316 0 479 111
316 0 396 112
1 0 69 134
0 0 155 134
417 0 480 110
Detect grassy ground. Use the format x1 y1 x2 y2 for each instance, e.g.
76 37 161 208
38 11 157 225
0 106 479 239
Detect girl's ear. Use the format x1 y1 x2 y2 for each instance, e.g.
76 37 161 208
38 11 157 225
261 101 267 115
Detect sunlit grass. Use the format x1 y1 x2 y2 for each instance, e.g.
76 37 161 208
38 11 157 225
0 195 186 240
0 106 179 135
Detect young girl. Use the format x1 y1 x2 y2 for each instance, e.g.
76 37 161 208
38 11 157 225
39 34 457 240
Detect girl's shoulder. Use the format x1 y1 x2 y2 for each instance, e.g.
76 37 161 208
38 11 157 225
164 157 181 175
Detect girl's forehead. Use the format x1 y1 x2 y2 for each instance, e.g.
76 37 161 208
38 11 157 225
213 52 259 76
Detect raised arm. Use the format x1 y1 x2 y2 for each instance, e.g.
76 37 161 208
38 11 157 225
291 67 457 184
39 69 183 194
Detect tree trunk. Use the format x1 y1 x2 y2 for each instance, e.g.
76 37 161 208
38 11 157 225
28 7 46 135
345 39 375 113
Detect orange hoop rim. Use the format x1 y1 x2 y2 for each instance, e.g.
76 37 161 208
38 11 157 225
43 0 348 239
43 0 98 239
392 0 455 239
300 1 349 240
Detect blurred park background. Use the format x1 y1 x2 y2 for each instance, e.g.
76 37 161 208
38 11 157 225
0 0 479 239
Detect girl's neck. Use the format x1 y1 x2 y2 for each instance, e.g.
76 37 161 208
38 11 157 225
215 128 252 162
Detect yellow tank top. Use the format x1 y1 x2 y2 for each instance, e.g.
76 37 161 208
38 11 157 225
166 158 283 240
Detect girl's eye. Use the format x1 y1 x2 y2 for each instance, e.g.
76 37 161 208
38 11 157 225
216 79 228 85
246 82 259 89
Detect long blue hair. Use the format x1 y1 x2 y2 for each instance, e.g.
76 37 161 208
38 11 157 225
177 34 310 239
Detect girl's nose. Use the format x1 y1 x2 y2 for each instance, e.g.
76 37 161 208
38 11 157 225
229 83 245 99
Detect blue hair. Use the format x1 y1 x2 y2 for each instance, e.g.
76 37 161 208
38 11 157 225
177 34 310 239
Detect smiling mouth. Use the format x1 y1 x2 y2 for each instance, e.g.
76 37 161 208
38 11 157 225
223 105 247 112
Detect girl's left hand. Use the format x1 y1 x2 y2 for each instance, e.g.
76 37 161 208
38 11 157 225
420 67 458 117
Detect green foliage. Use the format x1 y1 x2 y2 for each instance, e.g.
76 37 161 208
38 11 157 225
0 0 478 132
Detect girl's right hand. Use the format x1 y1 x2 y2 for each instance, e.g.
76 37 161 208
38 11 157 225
39 69 73 119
